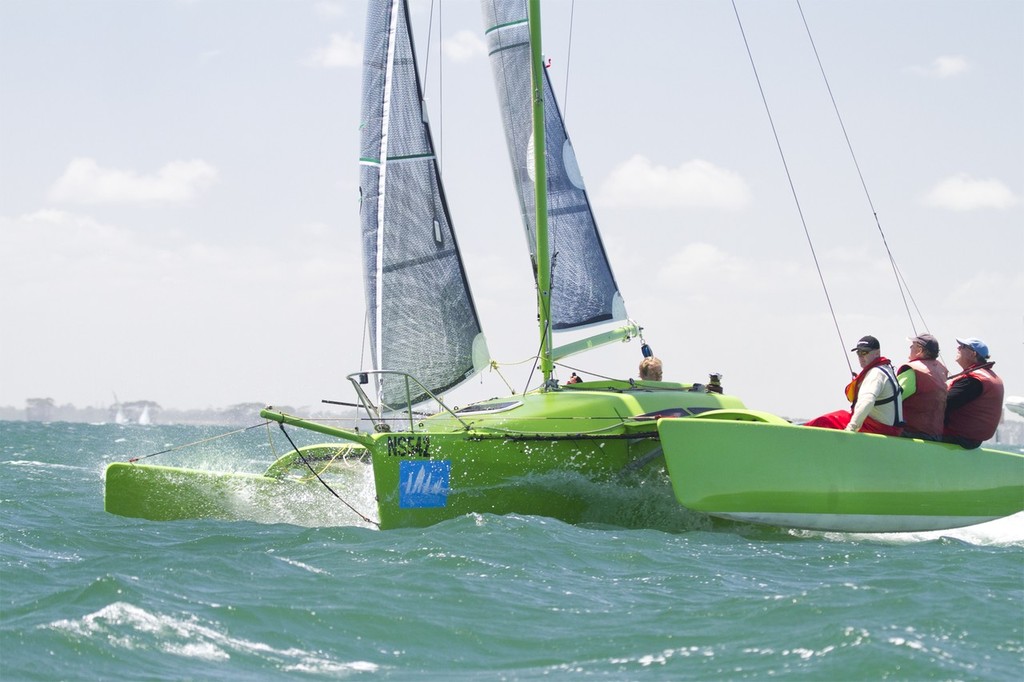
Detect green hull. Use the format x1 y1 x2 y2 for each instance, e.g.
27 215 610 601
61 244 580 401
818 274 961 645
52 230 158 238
658 414 1024 532
104 444 370 525
361 384 742 529
103 382 743 528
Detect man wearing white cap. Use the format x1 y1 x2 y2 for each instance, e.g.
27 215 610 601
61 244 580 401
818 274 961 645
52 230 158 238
943 337 1004 449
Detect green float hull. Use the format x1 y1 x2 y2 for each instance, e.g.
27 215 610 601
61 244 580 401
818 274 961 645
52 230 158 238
658 413 1024 532
104 444 371 525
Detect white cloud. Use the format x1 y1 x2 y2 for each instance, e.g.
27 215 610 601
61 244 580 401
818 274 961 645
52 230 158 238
945 270 1024 313
922 173 1018 210
443 30 486 63
658 243 747 284
596 155 750 209
908 55 969 78
48 158 218 205
0 208 353 409
306 33 362 68
313 1 346 18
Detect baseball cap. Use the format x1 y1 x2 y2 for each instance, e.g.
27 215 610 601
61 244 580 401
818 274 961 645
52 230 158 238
956 337 989 359
850 335 880 352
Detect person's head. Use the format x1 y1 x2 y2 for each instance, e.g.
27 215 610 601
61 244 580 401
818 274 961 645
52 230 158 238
909 333 940 361
954 337 989 369
850 335 880 368
639 356 663 381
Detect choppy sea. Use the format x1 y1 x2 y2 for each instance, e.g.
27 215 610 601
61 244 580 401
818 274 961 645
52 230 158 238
1 421 1022 680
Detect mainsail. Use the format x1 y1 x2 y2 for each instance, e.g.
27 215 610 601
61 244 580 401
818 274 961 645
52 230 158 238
482 0 626 331
360 0 489 407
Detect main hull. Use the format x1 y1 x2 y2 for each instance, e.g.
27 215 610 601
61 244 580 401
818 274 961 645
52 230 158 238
659 415 1024 532
364 384 743 529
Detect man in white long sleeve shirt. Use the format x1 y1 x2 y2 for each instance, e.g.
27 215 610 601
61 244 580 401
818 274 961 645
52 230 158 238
805 335 904 435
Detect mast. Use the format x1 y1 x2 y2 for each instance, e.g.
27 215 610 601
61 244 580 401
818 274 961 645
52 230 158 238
528 0 553 385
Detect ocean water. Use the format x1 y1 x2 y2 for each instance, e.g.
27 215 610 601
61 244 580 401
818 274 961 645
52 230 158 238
1 421 1022 680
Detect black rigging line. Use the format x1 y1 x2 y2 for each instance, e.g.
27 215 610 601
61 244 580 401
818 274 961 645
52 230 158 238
730 0 852 374
126 422 270 462
276 423 379 528
795 0 929 336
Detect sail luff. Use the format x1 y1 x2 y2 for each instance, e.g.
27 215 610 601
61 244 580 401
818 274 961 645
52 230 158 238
373 0 402 393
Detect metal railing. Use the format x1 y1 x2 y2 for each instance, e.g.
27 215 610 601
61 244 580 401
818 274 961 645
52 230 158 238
346 370 471 433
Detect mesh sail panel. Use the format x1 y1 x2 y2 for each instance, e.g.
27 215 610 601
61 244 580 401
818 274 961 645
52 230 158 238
481 0 625 330
360 0 488 407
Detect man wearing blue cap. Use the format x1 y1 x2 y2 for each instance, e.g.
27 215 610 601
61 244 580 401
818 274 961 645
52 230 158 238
943 337 1005 449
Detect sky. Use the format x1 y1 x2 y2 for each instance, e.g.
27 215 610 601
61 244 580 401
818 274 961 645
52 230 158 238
1 0 1021 420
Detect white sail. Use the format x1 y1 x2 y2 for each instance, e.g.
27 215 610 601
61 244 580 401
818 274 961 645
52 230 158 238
482 0 627 331
359 0 490 407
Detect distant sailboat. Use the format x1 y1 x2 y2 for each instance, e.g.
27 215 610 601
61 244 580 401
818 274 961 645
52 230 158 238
112 393 129 425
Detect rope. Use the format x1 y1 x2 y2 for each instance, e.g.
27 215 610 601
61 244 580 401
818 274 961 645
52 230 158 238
126 422 270 462
421 0 442 163
553 361 618 382
731 0 852 375
488 360 518 394
276 423 379 528
796 0 929 336
562 0 576 120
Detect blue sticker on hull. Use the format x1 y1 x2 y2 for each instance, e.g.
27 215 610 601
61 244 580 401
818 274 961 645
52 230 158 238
399 460 451 508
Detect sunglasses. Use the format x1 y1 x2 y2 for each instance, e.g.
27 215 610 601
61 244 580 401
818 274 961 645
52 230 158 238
856 349 872 356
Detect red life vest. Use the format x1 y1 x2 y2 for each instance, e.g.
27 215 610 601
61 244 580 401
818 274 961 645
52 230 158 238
843 356 903 435
943 364 1005 442
898 358 947 437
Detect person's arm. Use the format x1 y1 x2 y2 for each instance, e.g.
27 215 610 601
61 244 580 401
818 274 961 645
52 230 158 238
847 370 885 431
897 366 917 400
945 375 982 413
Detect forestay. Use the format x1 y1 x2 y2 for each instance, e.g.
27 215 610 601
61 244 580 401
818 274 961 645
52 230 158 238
482 0 626 331
359 0 489 407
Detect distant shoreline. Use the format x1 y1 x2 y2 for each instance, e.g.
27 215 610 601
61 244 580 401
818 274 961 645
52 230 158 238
0 403 342 426
2 405 1022 446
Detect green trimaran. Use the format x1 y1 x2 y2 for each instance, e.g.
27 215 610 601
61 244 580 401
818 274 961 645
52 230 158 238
105 0 1022 533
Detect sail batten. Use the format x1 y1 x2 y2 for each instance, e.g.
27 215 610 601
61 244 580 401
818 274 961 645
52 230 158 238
482 0 626 333
360 0 489 408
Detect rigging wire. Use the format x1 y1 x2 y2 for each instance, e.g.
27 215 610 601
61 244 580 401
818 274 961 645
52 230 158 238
795 0 929 336
125 422 270 462
730 0 852 375
562 0 576 120
421 0 442 164
276 423 379 528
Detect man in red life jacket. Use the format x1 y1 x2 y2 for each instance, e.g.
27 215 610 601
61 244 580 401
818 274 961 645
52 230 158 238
804 335 903 435
943 337 1004 449
897 334 948 440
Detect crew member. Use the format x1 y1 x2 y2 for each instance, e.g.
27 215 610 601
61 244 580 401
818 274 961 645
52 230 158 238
639 356 663 381
804 335 903 435
943 337 1004 449
897 334 947 440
